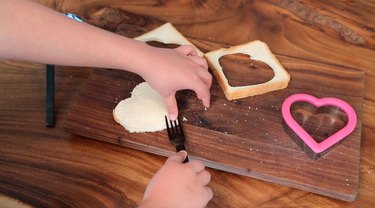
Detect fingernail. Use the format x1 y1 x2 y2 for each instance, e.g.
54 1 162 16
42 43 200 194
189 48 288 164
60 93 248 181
204 102 210 108
178 150 187 158
168 114 177 120
178 150 187 155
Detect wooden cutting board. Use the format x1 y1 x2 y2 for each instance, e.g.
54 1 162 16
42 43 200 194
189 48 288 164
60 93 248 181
64 7 364 202
64 55 364 202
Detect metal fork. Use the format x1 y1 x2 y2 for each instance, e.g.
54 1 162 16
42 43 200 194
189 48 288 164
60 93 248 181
165 116 189 163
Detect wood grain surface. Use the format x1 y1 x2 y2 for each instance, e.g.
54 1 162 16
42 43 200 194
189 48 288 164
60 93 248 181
64 37 364 202
1 0 375 207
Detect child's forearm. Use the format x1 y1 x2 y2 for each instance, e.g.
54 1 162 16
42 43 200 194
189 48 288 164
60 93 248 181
0 0 212 118
0 0 150 74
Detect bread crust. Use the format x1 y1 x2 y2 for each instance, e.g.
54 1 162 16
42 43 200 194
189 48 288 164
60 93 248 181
205 40 290 100
134 22 204 56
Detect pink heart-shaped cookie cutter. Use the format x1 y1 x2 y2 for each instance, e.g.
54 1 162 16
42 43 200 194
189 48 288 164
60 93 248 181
282 93 357 154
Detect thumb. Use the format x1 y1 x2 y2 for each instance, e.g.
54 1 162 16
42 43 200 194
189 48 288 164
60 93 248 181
166 151 187 163
164 94 178 121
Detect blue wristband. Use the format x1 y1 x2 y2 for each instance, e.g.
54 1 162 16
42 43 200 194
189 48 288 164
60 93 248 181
64 13 83 22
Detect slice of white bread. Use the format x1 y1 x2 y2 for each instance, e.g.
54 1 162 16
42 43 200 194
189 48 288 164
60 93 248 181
0 195 33 208
205 40 290 100
113 82 167 133
134 22 204 56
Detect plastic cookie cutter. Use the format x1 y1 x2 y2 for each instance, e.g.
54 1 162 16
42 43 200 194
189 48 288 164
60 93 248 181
281 93 357 160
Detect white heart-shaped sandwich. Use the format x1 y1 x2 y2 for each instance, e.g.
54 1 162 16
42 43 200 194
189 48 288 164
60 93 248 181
113 82 167 133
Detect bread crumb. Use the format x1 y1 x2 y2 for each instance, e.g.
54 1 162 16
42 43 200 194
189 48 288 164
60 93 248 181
182 116 188 121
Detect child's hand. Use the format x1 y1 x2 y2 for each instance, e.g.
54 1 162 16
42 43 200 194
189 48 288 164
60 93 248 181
139 151 213 208
138 45 212 120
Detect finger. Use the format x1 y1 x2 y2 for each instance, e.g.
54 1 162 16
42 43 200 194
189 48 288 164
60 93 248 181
189 56 208 70
176 45 198 56
187 160 205 173
166 150 187 163
197 170 211 186
198 186 213 207
197 69 212 88
192 82 211 108
164 94 178 121
205 186 213 201
201 94 211 108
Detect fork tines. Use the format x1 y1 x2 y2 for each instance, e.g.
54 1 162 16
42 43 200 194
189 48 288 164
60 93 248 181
165 116 189 163
165 117 184 138
165 116 185 146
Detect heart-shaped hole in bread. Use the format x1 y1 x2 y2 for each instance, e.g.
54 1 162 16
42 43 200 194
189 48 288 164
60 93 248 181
134 22 204 56
146 41 180 49
205 40 290 100
219 53 275 87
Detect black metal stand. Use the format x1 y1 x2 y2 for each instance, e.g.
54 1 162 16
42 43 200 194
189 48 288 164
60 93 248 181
46 64 55 127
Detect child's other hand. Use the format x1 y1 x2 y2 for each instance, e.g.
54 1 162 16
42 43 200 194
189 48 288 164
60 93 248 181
139 151 213 208
139 45 212 120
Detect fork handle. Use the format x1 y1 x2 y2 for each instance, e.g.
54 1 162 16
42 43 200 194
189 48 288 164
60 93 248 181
176 145 189 163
